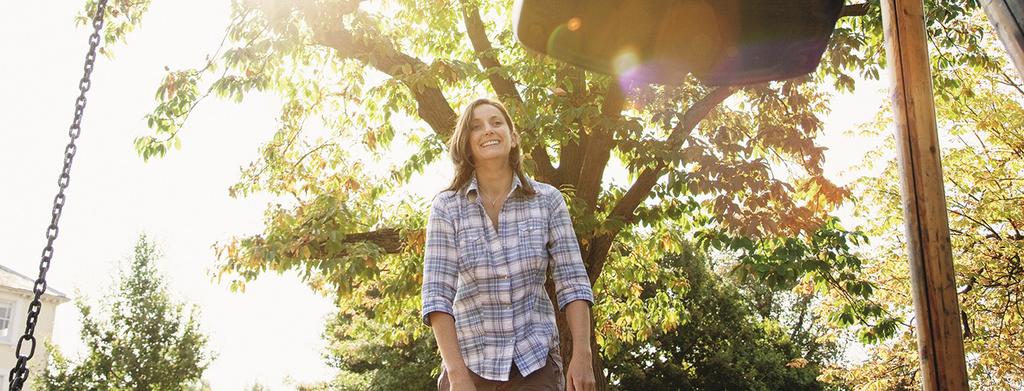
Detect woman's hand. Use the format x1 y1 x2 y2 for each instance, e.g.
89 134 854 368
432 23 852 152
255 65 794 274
448 372 477 391
565 351 596 391
429 312 476 391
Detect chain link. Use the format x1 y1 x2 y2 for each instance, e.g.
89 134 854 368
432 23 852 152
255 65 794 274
8 1 107 389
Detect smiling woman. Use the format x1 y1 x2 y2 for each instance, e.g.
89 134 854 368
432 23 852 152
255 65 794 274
443 98 535 204
422 98 597 391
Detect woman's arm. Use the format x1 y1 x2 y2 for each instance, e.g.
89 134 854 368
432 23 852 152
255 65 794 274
421 195 475 390
545 191 596 391
429 312 474 388
545 194 595 311
564 300 592 358
564 300 595 391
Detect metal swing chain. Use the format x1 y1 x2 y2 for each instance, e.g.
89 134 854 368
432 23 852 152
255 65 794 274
8 1 108 389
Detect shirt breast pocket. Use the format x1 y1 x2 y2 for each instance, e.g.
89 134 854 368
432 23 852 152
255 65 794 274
456 227 488 279
518 219 549 276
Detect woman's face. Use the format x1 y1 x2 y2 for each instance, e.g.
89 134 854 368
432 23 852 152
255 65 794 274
468 104 516 166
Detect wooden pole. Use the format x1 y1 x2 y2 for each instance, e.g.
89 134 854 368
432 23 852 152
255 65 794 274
982 0 1024 81
880 0 969 389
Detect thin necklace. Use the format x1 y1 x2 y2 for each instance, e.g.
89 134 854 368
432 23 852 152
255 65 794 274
479 187 509 210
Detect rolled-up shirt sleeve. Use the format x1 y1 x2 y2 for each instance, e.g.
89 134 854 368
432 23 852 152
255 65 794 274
421 195 459 326
546 192 595 311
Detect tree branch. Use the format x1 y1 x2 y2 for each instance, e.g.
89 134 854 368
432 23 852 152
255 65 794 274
531 146 557 182
667 87 737 148
460 2 555 180
289 228 408 258
586 87 736 282
558 64 588 103
840 3 870 17
558 138 584 188
555 67 594 188
300 4 457 137
341 228 404 253
461 2 522 103
606 168 663 229
576 83 625 211
608 87 735 222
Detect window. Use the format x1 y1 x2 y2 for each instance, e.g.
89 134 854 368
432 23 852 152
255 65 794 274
0 301 13 339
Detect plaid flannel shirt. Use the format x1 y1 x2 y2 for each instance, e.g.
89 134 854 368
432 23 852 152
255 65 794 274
421 174 595 381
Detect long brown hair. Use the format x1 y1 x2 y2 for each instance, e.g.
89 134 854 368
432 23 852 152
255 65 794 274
445 98 535 196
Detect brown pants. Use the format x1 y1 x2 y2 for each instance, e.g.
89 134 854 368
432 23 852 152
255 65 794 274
438 356 564 391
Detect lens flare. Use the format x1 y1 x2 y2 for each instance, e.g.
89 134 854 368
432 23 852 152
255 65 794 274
612 48 640 75
567 17 581 31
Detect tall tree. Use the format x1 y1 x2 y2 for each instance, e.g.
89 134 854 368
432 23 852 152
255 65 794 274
81 0 906 387
38 236 211 390
608 250 833 391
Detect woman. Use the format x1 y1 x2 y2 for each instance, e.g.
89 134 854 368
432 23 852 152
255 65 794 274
421 98 596 391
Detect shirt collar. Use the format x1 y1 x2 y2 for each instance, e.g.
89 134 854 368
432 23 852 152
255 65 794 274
463 172 524 202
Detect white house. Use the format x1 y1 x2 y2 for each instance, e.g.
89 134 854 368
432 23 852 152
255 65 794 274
0 264 69 390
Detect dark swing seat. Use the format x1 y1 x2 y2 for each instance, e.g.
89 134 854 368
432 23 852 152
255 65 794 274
514 0 845 86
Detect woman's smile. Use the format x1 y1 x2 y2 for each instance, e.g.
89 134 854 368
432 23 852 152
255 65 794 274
469 103 515 163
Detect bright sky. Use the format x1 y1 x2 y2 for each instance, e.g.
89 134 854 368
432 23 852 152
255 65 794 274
0 1 886 390
1 1 336 389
